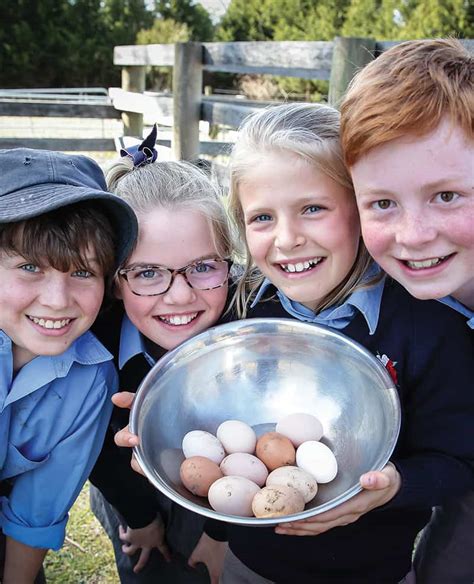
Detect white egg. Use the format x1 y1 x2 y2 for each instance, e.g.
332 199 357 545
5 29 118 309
296 441 338 483
216 420 257 454
208 476 261 516
266 465 318 503
276 413 324 447
182 430 225 464
220 453 268 486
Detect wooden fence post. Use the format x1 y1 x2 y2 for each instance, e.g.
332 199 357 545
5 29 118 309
172 42 203 161
121 66 145 137
328 37 376 108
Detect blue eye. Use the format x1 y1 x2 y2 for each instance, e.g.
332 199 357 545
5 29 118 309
193 262 213 274
303 205 322 214
20 263 40 273
253 214 272 222
72 268 94 278
137 269 160 280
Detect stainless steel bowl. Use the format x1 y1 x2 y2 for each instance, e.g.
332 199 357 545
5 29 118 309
130 318 400 526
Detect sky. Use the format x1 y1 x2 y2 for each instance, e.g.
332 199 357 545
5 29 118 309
197 0 231 21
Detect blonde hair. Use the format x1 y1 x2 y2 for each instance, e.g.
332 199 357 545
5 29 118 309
106 157 233 265
341 38 474 166
228 102 375 318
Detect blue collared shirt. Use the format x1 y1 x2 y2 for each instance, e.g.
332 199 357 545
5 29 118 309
438 296 474 329
118 314 156 369
0 330 117 550
251 268 385 334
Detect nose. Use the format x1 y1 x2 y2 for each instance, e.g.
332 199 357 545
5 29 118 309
395 211 438 249
40 272 71 310
162 273 197 305
274 218 305 251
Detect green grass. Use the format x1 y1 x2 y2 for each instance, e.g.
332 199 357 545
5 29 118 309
44 482 118 584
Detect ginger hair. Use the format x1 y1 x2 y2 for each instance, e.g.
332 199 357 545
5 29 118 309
341 38 474 166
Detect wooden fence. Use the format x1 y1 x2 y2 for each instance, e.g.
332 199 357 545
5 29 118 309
1 37 472 155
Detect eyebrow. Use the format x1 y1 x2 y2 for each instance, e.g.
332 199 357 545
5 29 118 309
358 175 471 198
125 254 220 270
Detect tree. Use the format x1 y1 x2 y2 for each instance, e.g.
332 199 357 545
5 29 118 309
154 0 215 40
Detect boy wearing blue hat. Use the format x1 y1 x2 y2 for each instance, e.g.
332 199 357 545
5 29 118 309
0 148 138 583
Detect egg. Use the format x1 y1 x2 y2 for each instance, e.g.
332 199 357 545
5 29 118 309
266 465 318 503
208 476 261 516
220 453 268 486
217 420 257 454
256 432 296 471
276 412 324 447
252 485 305 518
180 456 223 497
182 430 225 464
296 441 338 483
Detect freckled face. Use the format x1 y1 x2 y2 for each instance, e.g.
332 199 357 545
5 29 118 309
0 250 104 371
351 120 474 308
239 153 361 311
117 207 228 351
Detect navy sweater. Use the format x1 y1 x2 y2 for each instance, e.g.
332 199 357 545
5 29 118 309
207 279 474 583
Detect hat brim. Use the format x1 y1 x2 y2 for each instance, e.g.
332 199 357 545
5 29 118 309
0 182 138 268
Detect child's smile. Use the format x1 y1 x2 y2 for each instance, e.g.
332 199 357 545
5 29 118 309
240 153 360 311
351 119 474 307
118 207 228 351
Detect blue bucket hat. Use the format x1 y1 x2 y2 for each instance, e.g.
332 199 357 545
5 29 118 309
0 148 138 268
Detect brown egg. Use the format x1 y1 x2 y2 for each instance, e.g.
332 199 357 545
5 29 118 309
252 485 305 518
180 456 223 497
255 431 296 471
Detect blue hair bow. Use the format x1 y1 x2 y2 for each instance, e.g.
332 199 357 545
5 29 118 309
120 124 158 167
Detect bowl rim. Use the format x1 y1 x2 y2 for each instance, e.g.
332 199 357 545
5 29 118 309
130 317 401 526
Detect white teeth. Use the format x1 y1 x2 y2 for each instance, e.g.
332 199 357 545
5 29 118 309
29 316 71 329
406 257 444 269
160 313 198 326
281 258 322 273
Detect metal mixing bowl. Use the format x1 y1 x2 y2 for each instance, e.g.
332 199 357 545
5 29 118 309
130 318 400 526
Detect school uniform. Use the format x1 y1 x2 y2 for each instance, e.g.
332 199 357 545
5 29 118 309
89 302 223 583
413 296 474 583
0 329 116 556
209 274 474 584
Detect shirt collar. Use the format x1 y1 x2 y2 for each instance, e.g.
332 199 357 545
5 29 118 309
0 330 113 406
251 264 385 335
118 315 155 369
437 296 474 329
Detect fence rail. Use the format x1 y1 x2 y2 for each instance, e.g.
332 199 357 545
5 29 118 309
1 38 472 155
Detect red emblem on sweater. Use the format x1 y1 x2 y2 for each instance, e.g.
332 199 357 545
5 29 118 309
376 353 398 385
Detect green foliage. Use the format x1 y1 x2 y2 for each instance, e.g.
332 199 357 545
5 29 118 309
44 483 116 584
399 0 474 39
154 0 215 40
137 18 191 91
137 18 190 44
0 0 152 88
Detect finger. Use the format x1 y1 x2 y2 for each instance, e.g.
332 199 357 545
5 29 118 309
112 391 135 409
118 524 128 542
122 543 139 556
360 470 391 490
131 454 146 476
115 426 140 448
158 541 172 563
133 548 151 573
188 554 197 569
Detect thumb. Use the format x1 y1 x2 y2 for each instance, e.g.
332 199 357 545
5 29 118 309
360 470 391 490
112 391 135 409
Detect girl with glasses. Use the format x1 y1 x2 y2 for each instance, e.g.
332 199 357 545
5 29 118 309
88 131 234 584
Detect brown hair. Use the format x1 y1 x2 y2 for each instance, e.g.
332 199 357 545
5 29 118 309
228 102 377 318
341 38 474 166
0 201 116 277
